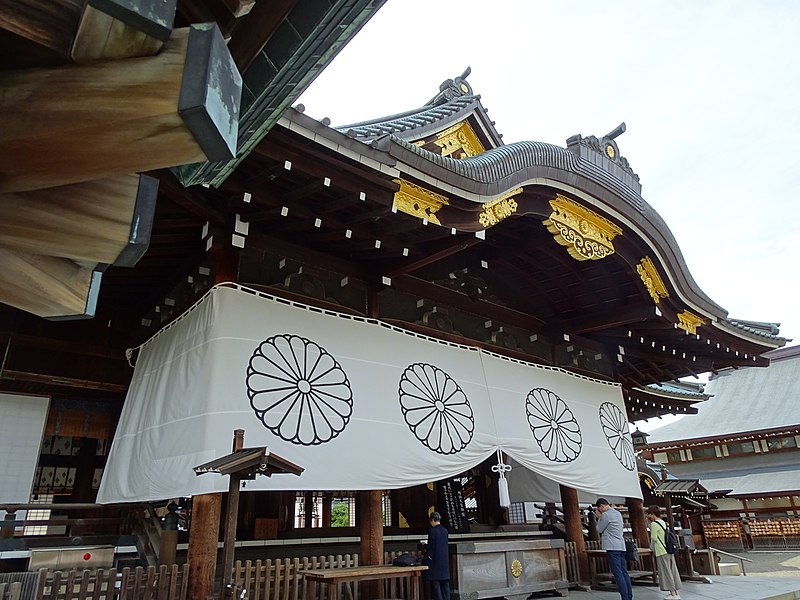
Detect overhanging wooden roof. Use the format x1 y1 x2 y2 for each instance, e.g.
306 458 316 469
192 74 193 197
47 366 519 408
0 58 786 424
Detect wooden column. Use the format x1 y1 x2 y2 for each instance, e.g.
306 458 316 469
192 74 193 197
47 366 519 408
72 438 99 503
360 290 384 599
187 492 222 600
587 508 600 541
626 497 648 547
359 490 384 599
322 493 332 528
304 493 315 529
559 485 589 583
221 429 245 598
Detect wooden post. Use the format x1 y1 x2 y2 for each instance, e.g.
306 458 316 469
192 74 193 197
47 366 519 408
359 490 384 600
220 429 245 598
665 493 675 529
626 497 649 548
304 492 315 529
1 511 16 539
559 485 589 583
322 493 332 528
587 508 600 541
187 492 222 600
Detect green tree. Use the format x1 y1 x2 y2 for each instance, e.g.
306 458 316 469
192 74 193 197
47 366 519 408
331 501 350 527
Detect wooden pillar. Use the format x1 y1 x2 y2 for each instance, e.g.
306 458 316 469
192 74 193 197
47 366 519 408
72 438 99 503
587 508 600 541
187 493 222 600
665 493 676 529
359 490 384 599
626 497 648 547
559 485 589 583
1 512 16 539
322 493 332 528
304 492 315 529
221 429 245 598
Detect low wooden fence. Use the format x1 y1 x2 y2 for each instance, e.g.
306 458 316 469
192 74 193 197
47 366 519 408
1 582 22 600
233 552 424 600
25 551 423 600
32 564 188 600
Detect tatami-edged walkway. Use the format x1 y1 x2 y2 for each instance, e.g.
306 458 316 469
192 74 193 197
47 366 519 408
569 575 800 600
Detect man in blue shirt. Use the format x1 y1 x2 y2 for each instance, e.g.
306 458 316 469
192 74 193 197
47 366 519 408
424 511 450 600
595 498 633 600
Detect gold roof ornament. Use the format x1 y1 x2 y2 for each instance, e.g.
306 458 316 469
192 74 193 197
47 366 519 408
478 188 522 228
392 179 449 225
543 194 623 261
636 256 669 304
677 310 705 334
434 121 485 158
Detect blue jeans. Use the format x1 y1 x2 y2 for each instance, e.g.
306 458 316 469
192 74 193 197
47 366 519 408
607 550 633 600
430 579 450 600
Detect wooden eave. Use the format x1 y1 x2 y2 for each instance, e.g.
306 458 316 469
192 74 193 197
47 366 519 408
646 425 800 452
0 55 785 422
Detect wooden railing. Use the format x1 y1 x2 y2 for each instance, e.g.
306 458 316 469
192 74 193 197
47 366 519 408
34 564 189 600
0 582 22 600
233 552 425 600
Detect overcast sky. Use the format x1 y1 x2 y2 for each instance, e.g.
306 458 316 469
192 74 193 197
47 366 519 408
298 0 800 358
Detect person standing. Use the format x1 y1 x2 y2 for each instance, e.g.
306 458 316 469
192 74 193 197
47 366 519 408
647 505 682 599
424 511 450 600
595 498 633 600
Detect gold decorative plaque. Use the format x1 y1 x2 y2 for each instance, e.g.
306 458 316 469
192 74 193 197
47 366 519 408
510 559 522 578
636 256 669 304
392 179 449 225
543 194 623 261
434 121 485 158
479 188 522 228
677 310 705 334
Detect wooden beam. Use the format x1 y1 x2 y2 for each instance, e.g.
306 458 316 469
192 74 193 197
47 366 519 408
0 24 241 193
0 369 128 393
0 0 83 68
542 305 659 337
221 0 256 19
392 275 545 333
227 0 297 71
384 237 482 278
70 0 177 62
0 174 157 265
0 249 100 318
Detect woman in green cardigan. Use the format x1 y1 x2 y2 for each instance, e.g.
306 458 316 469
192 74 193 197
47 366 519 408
647 505 682 599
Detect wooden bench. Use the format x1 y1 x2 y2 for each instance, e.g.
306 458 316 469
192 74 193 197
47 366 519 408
299 564 428 600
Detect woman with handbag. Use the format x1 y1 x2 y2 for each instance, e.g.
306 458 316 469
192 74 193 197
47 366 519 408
647 505 682 599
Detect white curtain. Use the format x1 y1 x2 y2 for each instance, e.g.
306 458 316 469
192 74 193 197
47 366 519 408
98 285 641 503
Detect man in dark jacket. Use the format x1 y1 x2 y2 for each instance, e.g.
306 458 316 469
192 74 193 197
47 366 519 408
424 511 450 600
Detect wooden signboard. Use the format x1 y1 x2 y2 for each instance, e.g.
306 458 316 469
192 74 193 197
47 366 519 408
437 480 470 533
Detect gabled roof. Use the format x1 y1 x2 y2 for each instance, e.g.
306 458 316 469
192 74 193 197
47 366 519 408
647 345 800 444
653 479 708 497
337 68 504 148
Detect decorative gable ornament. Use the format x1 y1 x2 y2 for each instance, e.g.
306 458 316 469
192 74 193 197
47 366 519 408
677 310 705 334
637 256 669 304
543 194 623 261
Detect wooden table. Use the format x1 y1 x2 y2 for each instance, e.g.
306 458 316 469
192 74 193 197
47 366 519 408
586 548 656 590
299 565 428 600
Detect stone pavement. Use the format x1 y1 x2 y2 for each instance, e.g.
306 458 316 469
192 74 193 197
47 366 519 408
564 575 800 600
